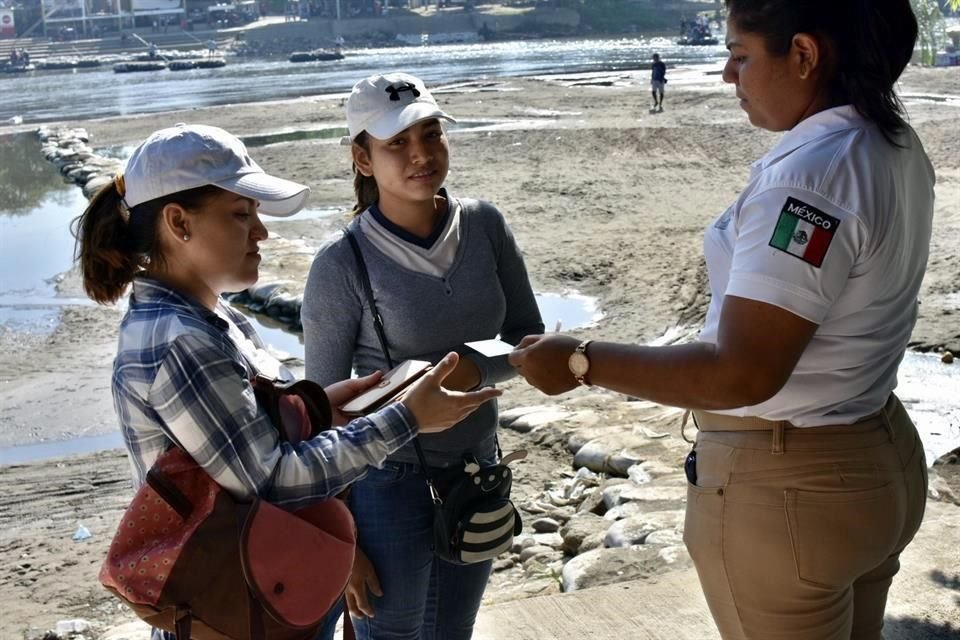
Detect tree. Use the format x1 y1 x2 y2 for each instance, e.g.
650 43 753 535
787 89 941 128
912 0 947 65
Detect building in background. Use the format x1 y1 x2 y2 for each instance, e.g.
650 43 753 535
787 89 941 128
37 0 184 37
0 7 16 37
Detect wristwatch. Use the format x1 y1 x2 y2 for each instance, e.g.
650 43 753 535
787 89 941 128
568 340 594 386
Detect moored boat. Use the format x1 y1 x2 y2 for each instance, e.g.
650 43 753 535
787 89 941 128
113 61 168 73
289 50 344 63
2 63 35 73
168 58 227 71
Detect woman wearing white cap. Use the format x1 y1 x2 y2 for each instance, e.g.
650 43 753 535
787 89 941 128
302 74 544 639
74 123 500 639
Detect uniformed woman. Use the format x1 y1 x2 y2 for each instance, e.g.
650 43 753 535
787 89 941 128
509 1 933 638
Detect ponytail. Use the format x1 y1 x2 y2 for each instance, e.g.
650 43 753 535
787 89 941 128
72 179 149 304
350 132 379 217
72 181 222 304
835 0 915 143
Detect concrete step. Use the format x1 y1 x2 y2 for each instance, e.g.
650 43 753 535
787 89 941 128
474 568 720 640
1 30 233 61
473 500 960 639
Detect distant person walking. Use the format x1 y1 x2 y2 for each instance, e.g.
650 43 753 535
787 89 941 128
206 38 217 57
650 52 667 113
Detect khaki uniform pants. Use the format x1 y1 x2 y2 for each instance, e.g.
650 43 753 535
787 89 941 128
683 395 927 640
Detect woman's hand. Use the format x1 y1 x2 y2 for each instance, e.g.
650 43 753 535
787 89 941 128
324 371 384 426
400 352 502 433
345 547 382 619
508 334 580 395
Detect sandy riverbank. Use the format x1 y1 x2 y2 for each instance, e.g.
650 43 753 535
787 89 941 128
1 66 959 637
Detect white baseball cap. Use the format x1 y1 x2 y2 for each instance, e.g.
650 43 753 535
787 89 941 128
122 123 310 217
345 72 455 143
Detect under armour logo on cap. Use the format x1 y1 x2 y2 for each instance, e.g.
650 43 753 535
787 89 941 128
344 72 456 143
385 82 421 101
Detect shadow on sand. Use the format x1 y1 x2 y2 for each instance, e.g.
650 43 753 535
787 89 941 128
884 570 960 639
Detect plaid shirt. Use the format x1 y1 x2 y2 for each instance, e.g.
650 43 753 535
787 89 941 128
112 277 416 509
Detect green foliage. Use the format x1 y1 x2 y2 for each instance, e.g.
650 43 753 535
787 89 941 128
911 0 947 65
573 0 678 33
0 134 72 216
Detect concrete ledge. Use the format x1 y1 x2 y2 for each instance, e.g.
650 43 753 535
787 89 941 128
475 568 719 640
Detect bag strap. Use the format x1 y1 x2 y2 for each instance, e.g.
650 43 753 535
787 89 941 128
344 228 394 369
343 228 440 502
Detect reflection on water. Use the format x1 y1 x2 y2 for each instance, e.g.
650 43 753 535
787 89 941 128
0 432 124 467
898 351 960 465
241 120 507 148
0 38 728 123
0 133 73 214
538 292 602 332
0 133 90 332
242 127 349 148
235 290 603 361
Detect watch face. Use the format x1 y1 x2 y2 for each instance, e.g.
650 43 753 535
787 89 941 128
569 351 589 377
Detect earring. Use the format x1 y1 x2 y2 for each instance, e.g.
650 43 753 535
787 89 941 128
182 234 190 241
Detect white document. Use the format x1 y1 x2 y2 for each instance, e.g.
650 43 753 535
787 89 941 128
465 339 516 357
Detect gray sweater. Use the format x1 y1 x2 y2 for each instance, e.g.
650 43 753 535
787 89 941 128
301 198 544 467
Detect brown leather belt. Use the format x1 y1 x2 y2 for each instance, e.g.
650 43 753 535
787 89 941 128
691 407 885 433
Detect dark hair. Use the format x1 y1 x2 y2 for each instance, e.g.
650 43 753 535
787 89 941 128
72 181 222 304
725 0 917 141
350 131 380 217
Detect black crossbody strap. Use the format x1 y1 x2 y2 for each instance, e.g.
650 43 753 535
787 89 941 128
343 228 436 487
344 228 393 369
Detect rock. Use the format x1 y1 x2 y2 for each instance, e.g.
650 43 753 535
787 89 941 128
603 510 684 547
934 448 959 465
602 483 687 515
532 517 561 533
544 507 574 524
560 545 669 592
927 470 959 505
531 532 564 550
558 512 609 554
575 486 605 515
579 531 606 553
510 534 539 554
626 464 653 485
942 351 954 364
499 405 557 427
503 407 571 433
646 528 685 546
519 544 555 563
573 440 639 476
492 557 514 572
567 432 590 455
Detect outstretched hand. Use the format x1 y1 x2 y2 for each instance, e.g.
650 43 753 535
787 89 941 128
400 352 502 433
508 334 581 395
324 371 385 426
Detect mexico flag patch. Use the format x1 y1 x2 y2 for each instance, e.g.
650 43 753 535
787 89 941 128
769 197 840 268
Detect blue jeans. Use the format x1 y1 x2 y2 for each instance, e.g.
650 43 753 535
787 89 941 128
314 596 345 639
346 461 493 640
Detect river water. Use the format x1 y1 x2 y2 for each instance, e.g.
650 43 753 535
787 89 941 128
1 37 957 465
1 36 728 123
